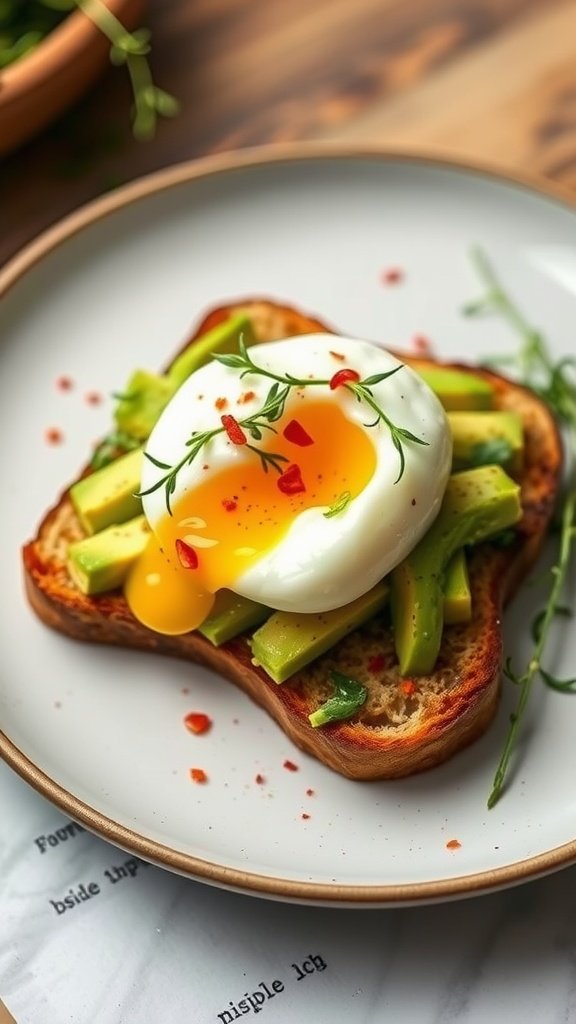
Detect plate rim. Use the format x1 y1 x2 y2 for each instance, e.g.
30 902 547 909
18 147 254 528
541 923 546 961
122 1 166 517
2 141 576 906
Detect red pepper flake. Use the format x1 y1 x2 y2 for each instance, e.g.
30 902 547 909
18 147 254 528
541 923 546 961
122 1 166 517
368 654 385 673
56 375 74 391
283 759 299 772
184 712 212 735
329 350 346 362
238 390 256 404
301 813 311 820
221 414 247 445
189 768 208 784
85 390 103 406
306 788 315 797
255 773 266 785
215 397 228 411
277 464 306 496
400 680 418 696
222 498 238 512
44 427 63 445
446 838 462 850
329 368 360 390
175 539 199 570
203 464 210 471
282 419 314 447
381 266 404 286
412 333 433 355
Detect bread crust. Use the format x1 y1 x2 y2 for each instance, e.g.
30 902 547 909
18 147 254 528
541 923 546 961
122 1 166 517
22 301 563 779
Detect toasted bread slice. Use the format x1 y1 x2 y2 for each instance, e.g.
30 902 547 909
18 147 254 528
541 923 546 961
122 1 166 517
22 301 562 779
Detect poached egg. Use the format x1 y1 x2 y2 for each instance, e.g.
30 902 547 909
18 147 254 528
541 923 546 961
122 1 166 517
125 334 452 634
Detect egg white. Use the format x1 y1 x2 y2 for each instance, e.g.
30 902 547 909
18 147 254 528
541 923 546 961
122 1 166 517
141 334 452 613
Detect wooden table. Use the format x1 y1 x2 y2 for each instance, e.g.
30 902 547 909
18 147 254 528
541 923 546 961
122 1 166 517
2 0 576 270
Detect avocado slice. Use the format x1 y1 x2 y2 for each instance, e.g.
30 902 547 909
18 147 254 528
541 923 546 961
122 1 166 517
70 448 143 535
390 465 522 676
250 581 389 684
68 515 150 595
448 410 523 473
72 315 258 534
443 549 471 624
198 589 270 645
114 313 256 442
199 559 471 651
417 367 494 410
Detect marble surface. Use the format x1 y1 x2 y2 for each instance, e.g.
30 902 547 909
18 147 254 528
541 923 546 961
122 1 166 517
2 759 576 1024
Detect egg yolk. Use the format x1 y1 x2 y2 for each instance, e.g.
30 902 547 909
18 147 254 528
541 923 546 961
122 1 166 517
124 400 376 634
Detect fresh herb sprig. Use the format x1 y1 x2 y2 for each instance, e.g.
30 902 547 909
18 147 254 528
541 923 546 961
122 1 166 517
140 337 427 513
0 0 179 139
464 247 576 809
308 671 368 728
215 336 428 484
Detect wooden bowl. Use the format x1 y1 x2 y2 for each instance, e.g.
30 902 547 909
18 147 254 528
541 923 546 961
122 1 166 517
0 0 147 156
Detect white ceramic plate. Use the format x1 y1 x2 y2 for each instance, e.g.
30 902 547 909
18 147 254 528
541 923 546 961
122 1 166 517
1 146 576 906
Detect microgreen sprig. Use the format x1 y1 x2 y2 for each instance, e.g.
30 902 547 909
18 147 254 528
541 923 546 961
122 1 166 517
141 336 428 513
0 0 179 139
73 0 180 139
463 247 576 809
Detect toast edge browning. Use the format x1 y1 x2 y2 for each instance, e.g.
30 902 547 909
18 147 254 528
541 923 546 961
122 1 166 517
21 299 563 780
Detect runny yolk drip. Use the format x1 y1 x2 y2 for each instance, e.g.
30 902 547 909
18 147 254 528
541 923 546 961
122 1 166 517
124 400 376 635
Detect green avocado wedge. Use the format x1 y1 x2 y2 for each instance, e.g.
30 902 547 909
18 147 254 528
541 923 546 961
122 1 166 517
448 410 523 473
70 447 144 535
67 516 150 595
443 549 471 624
390 465 522 676
417 366 494 410
198 590 271 645
250 582 390 684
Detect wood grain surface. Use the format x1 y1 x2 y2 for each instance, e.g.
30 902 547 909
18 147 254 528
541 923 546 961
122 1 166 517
1 0 576 269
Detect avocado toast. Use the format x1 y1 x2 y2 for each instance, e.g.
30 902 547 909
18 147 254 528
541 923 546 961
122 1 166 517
22 300 562 779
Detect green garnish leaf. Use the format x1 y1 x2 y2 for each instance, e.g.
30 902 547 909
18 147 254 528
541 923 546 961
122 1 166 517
540 668 576 693
469 437 513 468
361 365 403 387
143 452 172 471
308 670 368 728
212 352 248 369
112 390 142 402
323 491 352 519
531 605 572 644
89 431 141 470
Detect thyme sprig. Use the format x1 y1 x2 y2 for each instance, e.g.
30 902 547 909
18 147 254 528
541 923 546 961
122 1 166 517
464 247 576 809
216 337 428 484
140 337 427 513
